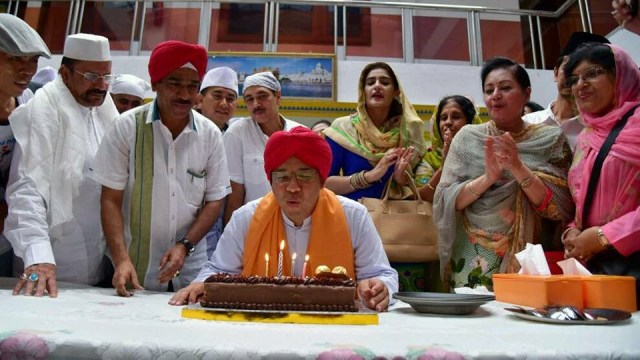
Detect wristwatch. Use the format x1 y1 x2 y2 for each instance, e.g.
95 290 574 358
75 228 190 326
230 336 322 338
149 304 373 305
177 237 195 257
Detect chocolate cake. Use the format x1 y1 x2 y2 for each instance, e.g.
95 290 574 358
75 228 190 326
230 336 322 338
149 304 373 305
201 273 357 312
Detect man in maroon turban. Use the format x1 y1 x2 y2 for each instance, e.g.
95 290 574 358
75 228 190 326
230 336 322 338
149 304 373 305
90 40 231 297
170 126 399 312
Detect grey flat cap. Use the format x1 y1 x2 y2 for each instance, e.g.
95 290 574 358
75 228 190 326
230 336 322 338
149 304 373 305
0 14 51 58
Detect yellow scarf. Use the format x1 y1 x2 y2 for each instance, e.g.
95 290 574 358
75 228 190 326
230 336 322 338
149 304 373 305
242 188 355 279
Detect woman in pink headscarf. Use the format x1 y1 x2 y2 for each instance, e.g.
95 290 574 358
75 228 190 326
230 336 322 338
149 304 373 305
561 43 640 307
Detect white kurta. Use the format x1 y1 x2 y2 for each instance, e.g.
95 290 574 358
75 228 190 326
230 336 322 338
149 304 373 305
5 82 116 285
223 116 303 204
523 101 583 152
90 101 231 291
196 195 399 299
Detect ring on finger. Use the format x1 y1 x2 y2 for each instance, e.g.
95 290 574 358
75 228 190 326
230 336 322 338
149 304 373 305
20 273 28 280
28 273 39 282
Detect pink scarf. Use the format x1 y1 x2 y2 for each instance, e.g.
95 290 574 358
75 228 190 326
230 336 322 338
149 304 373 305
570 44 640 226
577 44 640 165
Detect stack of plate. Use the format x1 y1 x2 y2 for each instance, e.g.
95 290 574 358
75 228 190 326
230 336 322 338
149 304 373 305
393 292 495 315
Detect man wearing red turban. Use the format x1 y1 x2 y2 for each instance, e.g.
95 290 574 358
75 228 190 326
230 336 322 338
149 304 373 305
90 40 231 297
170 126 399 312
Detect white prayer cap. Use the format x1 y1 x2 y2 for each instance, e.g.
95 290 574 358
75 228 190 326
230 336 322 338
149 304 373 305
32 66 57 84
110 74 150 99
0 14 51 58
200 67 238 94
63 33 111 62
243 71 281 94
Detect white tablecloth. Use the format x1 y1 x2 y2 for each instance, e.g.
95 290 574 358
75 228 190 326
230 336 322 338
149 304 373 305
0 277 638 359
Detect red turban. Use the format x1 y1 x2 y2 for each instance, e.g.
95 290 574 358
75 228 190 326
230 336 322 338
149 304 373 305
148 40 207 84
264 126 332 182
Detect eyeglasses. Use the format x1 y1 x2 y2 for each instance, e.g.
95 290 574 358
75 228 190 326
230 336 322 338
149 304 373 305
565 66 607 88
271 169 318 184
68 67 116 83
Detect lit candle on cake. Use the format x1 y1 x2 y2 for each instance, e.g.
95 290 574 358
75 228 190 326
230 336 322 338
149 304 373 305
291 252 297 276
264 253 269 277
302 254 310 278
277 240 285 278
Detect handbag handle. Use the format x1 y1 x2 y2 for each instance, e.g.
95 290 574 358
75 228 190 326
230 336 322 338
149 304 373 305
380 170 424 205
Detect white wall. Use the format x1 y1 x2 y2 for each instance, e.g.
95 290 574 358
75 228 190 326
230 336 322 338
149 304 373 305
38 55 557 107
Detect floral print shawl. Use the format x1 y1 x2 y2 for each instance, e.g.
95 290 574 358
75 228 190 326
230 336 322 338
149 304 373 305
434 121 574 283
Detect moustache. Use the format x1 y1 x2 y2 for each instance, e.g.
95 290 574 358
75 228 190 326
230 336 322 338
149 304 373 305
87 89 107 97
173 99 193 106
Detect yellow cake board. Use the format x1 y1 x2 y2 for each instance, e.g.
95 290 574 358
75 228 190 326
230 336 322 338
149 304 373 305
182 304 378 325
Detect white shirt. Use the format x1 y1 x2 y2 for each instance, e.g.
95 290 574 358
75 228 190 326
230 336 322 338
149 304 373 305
223 116 303 204
523 101 583 152
196 195 399 298
5 106 110 285
0 90 33 255
90 101 231 291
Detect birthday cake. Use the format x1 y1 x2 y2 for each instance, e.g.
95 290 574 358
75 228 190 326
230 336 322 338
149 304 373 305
201 269 357 312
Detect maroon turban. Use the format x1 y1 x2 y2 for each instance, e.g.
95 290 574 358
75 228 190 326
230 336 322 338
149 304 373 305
148 40 207 84
264 126 332 182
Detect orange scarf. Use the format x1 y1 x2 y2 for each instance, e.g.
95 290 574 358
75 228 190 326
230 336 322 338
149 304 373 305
242 188 355 279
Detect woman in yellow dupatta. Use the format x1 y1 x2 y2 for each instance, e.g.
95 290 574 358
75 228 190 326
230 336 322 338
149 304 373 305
323 62 426 201
323 62 427 291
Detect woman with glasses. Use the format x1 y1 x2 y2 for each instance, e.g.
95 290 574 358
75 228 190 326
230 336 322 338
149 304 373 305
434 57 574 290
323 62 428 291
561 44 640 307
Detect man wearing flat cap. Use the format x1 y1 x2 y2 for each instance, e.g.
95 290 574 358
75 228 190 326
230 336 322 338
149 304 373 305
90 40 230 296
170 126 398 311
0 14 51 277
6 33 119 297
110 74 150 114
223 71 302 225
524 31 610 152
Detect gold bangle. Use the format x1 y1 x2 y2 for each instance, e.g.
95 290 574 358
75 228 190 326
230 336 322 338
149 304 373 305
426 182 436 191
597 227 611 248
519 175 535 189
467 181 482 197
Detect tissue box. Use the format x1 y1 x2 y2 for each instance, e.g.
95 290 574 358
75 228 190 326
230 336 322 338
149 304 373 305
493 274 583 308
493 274 637 312
582 275 636 313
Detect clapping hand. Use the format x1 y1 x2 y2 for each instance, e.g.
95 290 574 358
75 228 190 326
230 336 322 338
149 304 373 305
492 132 523 172
392 146 415 185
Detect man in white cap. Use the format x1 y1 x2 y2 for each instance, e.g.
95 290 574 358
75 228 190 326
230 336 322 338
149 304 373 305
110 74 150 113
197 66 239 258
223 71 302 225
90 40 230 296
197 66 238 133
0 14 51 277
5 33 119 297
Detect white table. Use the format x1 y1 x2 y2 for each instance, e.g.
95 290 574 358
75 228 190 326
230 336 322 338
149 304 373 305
0 277 638 359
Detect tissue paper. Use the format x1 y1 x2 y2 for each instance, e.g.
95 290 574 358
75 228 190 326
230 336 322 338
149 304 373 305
516 243 551 275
